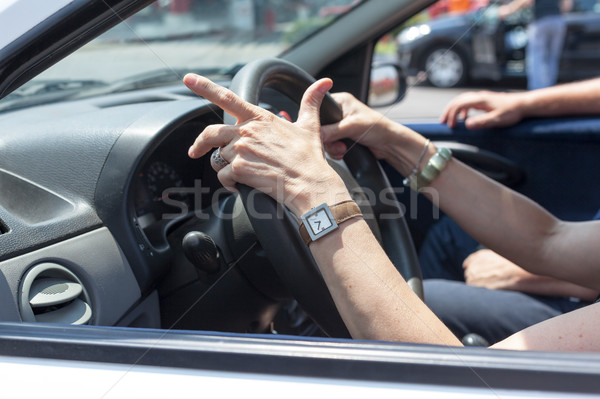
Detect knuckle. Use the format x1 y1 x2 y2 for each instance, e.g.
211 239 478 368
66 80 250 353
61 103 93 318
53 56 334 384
237 123 254 138
262 112 275 123
338 92 351 101
229 157 248 175
231 140 249 155
203 124 219 137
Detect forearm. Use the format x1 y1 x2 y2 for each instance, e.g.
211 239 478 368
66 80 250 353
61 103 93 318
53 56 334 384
384 133 560 270
509 271 599 301
309 217 461 345
431 159 558 268
384 134 600 288
492 304 600 351
291 173 460 344
516 78 600 119
430 159 600 290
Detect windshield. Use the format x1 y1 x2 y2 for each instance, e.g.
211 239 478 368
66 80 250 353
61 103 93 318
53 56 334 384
0 0 363 111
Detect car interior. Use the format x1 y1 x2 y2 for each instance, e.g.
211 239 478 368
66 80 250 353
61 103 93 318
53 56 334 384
1 0 600 393
0 0 433 338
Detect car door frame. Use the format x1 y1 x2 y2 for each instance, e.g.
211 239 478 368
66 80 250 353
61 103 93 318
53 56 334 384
2 322 600 396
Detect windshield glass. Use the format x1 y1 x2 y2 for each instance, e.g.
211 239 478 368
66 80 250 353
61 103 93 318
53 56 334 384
0 0 73 51
0 0 363 112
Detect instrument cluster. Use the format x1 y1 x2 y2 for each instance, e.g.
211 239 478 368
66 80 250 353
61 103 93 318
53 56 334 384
132 118 221 235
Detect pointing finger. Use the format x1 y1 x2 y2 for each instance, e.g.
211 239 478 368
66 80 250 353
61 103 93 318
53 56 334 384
183 74 262 123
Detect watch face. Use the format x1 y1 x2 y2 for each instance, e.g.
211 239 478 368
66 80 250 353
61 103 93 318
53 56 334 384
301 203 338 241
307 209 333 235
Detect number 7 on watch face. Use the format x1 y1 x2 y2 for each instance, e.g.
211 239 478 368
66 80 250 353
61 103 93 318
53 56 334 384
300 203 339 243
307 210 333 234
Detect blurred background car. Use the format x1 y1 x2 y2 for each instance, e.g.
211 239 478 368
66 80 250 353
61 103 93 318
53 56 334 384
397 0 600 88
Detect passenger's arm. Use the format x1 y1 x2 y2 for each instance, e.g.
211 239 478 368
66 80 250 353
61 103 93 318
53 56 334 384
441 78 600 129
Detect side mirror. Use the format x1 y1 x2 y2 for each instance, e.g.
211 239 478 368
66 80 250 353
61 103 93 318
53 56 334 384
368 63 407 108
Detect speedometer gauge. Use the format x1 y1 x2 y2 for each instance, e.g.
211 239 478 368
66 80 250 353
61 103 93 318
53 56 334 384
145 161 184 202
134 160 191 229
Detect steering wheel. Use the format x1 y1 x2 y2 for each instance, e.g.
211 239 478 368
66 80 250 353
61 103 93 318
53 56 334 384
225 58 422 338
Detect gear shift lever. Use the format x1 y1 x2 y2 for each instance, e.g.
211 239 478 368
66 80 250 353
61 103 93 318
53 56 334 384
182 231 221 274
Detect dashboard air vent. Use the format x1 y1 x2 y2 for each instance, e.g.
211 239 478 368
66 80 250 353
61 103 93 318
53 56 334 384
19 263 92 325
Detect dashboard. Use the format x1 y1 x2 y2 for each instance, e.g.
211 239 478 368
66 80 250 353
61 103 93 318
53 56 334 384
131 118 221 247
0 90 248 328
0 82 301 334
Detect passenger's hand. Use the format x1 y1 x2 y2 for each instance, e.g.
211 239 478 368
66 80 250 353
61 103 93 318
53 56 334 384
184 74 349 216
463 249 530 291
440 90 525 130
320 92 407 160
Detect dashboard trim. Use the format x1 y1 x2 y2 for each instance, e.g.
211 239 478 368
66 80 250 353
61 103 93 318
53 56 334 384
94 98 222 293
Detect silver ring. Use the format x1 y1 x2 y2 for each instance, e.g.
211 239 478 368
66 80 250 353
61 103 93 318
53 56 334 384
211 147 229 171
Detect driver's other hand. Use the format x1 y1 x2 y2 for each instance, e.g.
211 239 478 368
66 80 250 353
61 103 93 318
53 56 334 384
183 74 348 217
440 90 524 130
320 92 398 160
462 249 528 291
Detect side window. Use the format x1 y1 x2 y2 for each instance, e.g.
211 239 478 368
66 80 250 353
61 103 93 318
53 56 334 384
388 0 490 89
370 34 406 108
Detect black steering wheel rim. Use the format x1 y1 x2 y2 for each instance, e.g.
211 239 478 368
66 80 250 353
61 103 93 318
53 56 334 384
226 58 422 338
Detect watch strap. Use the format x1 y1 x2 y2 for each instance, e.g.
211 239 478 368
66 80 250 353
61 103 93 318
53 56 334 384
299 200 362 245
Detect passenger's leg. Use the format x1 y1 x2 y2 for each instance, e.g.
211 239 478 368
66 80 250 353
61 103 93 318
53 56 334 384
419 216 479 281
424 279 589 344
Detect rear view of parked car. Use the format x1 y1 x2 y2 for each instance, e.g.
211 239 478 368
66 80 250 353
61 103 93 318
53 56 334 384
398 1 600 87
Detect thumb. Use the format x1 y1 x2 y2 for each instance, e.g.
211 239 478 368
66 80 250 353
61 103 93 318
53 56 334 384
296 78 333 130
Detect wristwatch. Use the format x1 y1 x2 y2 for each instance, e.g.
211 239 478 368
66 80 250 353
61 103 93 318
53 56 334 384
299 200 362 245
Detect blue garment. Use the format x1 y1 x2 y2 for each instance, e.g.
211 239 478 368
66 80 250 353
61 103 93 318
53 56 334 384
533 0 561 20
424 279 585 344
419 216 592 344
526 0 566 90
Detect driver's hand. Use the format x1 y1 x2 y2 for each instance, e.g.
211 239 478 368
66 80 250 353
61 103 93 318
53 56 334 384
320 92 401 160
183 74 350 217
462 249 529 291
440 90 525 129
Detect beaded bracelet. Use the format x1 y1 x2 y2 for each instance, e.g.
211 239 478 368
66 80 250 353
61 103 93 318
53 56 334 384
404 146 452 191
402 139 430 187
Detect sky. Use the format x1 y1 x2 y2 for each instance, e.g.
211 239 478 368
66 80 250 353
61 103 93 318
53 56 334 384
0 0 73 50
